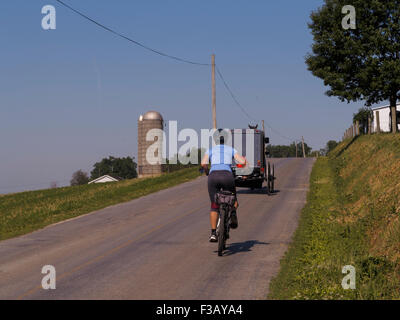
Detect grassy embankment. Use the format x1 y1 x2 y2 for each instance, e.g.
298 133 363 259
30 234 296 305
269 134 400 299
0 167 201 241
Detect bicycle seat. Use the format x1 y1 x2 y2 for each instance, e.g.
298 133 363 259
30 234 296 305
215 190 236 206
217 190 235 196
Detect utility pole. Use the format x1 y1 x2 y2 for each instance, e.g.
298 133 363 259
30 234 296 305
302 136 306 158
295 141 298 158
211 54 217 129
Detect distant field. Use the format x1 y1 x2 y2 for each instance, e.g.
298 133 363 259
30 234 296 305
0 168 201 241
269 134 400 299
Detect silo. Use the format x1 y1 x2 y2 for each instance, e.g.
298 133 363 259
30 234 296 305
137 111 164 178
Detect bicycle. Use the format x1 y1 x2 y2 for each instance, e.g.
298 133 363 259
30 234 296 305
215 189 237 257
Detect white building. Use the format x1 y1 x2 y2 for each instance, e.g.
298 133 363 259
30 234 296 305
88 175 120 184
372 103 400 132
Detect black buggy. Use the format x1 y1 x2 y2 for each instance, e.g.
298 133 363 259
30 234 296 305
230 128 276 194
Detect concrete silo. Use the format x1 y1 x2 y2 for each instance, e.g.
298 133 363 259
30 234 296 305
137 111 164 178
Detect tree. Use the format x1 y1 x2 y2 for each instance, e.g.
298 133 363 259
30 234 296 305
268 145 292 158
90 156 137 180
269 142 312 158
326 140 339 154
70 170 89 186
306 0 400 133
353 107 373 134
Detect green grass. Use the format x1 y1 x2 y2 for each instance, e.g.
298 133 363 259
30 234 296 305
0 168 201 241
269 134 400 300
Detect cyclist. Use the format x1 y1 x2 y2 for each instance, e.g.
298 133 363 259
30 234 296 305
201 131 247 242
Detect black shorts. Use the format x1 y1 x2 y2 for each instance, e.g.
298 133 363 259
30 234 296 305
208 170 236 210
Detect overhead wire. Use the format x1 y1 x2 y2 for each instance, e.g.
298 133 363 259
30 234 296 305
3 2 306 194
55 0 298 142
55 0 210 66
216 66 298 142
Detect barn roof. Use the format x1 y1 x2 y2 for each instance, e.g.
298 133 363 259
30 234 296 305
88 175 120 184
372 103 400 111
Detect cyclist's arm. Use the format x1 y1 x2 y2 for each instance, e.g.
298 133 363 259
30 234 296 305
234 153 247 166
201 153 209 169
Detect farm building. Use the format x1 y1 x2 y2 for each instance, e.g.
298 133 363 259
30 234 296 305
372 103 400 132
88 175 120 184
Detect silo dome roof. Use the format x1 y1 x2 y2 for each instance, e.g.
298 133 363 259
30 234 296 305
142 111 163 121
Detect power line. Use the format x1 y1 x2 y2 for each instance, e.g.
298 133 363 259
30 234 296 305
216 66 257 123
216 66 297 142
55 0 210 66
266 127 299 142
55 0 298 142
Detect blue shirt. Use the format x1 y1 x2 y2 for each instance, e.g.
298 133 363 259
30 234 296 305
206 145 238 173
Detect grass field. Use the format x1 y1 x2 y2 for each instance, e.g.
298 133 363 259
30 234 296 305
0 167 201 241
269 134 400 299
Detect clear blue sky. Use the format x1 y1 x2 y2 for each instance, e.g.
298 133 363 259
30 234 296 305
0 0 370 194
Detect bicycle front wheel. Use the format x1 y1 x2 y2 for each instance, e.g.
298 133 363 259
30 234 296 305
217 206 226 256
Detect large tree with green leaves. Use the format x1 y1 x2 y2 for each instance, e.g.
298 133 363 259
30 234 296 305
90 156 137 180
306 0 400 133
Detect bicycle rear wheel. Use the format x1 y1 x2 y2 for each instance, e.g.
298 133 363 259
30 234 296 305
217 207 226 256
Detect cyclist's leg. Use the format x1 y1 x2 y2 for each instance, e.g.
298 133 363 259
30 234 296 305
207 172 220 240
218 170 236 197
220 171 238 229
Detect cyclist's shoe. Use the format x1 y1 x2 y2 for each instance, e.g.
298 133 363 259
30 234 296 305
230 211 238 229
209 231 217 242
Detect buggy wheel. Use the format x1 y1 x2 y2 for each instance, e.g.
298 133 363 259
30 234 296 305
271 164 275 193
267 163 272 193
217 207 226 256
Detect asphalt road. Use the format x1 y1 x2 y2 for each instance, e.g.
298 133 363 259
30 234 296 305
0 158 315 300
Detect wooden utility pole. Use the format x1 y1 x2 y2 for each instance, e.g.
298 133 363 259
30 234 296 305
211 54 217 129
295 141 298 158
301 136 306 158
